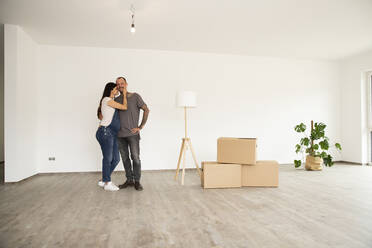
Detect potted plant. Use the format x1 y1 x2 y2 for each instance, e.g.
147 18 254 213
294 120 341 170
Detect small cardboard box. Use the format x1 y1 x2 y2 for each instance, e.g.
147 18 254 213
241 160 279 187
201 161 241 189
217 137 257 165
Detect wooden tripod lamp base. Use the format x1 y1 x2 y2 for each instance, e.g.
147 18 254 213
175 91 201 185
174 137 202 185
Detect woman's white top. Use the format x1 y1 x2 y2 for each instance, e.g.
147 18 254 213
100 97 115 126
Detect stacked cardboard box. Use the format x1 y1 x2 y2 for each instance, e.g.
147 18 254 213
201 162 241 189
202 137 279 189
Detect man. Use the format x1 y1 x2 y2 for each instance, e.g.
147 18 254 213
115 77 149 191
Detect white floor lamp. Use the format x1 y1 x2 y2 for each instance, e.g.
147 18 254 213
175 91 202 185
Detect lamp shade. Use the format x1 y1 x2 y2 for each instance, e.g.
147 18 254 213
176 91 197 108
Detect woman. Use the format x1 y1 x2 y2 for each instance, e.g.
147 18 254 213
96 82 127 191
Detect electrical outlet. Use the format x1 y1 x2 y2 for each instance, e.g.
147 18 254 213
48 157 56 161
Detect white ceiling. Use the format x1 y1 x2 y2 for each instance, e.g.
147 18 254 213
1 0 372 60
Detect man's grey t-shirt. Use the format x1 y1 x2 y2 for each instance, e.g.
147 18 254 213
115 93 146 138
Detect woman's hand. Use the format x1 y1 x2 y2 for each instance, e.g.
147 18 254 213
113 87 119 95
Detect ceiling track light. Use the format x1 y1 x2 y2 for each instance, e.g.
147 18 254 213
130 5 135 33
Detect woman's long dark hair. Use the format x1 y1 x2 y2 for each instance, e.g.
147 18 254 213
97 82 116 118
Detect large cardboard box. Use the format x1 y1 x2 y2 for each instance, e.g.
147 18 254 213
201 161 241 189
217 137 257 165
241 160 279 187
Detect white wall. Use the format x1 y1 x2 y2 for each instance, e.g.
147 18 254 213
340 50 372 164
4 25 38 182
0 23 4 162
36 45 342 173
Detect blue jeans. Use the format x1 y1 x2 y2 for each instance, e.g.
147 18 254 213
96 126 120 182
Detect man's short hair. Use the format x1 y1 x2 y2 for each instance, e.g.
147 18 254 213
116 76 126 82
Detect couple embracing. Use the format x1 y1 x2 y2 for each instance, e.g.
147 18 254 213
96 77 150 191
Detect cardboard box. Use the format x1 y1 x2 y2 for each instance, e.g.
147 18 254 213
201 161 241 189
217 137 257 165
241 160 279 187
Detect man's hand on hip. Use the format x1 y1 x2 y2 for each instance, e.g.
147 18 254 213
131 127 141 134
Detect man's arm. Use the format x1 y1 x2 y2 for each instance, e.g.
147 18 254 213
139 104 150 130
130 93 149 134
131 104 150 133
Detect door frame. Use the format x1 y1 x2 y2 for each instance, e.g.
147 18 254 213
366 71 372 165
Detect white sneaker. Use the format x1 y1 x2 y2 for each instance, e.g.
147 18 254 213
104 182 119 191
98 181 105 187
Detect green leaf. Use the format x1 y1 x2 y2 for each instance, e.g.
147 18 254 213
313 144 319 150
300 137 310 146
311 122 327 140
294 123 306 133
319 139 329 150
294 160 302 168
295 144 301 153
315 122 326 132
335 143 342 150
323 154 333 167
319 151 327 158
311 130 324 140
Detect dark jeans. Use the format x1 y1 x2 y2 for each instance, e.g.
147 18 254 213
117 135 141 182
96 126 120 182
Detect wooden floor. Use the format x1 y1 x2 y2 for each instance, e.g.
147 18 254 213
0 164 371 248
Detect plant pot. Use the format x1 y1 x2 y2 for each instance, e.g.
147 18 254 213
305 155 323 171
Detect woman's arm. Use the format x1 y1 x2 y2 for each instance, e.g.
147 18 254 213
108 91 127 110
